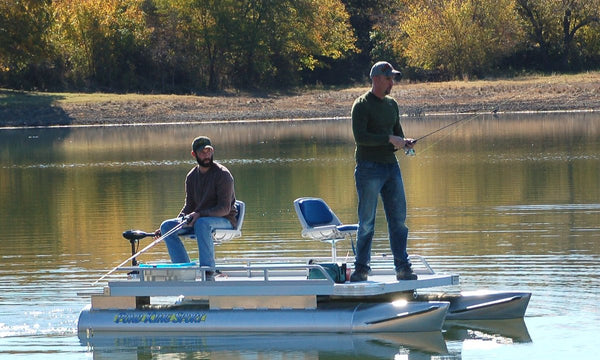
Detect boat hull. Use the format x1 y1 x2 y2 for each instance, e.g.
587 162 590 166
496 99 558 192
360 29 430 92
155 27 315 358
77 300 449 333
417 291 531 320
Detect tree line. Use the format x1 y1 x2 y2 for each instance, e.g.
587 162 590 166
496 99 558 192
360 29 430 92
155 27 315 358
1 0 599 93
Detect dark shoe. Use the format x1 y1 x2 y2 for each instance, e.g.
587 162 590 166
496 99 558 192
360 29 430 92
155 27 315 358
205 271 215 281
396 267 417 281
350 268 369 282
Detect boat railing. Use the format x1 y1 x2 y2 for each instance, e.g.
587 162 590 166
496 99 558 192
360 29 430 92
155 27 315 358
118 254 437 283
120 263 340 282
211 263 339 282
215 254 435 275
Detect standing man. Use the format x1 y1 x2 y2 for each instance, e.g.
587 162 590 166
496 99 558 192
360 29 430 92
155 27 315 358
350 61 417 282
155 136 237 276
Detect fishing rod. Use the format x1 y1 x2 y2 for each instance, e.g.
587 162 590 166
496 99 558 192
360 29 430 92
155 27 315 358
91 215 192 286
417 113 484 142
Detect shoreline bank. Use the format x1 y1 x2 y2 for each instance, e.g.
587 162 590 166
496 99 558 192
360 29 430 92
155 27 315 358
2 73 600 128
2 108 600 131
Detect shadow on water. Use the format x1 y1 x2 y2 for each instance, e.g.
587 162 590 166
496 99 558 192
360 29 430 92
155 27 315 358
0 126 74 165
0 89 72 127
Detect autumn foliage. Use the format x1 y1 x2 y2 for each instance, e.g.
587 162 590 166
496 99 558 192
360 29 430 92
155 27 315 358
1 0 599 92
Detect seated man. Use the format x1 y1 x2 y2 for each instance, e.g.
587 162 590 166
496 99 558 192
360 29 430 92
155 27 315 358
155 136 237 273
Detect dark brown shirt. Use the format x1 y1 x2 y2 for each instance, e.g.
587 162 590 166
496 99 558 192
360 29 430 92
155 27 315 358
179 162 237 227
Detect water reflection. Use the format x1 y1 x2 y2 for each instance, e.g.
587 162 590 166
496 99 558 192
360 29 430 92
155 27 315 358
0 112 599 359
80 332 448 359
79 320 532 359
444 319 532 344
3 114 597 264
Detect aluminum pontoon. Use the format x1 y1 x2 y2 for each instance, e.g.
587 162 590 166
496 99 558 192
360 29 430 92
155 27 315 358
77 255 530 334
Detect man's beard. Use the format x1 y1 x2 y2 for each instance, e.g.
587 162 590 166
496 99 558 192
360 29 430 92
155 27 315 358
383 85 392 95
197 156 213 168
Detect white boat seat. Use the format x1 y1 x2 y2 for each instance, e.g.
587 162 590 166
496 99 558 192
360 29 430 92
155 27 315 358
293 197 357 261
182 200 245 245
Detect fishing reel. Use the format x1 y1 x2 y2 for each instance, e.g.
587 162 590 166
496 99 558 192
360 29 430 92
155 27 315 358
404 139 417 156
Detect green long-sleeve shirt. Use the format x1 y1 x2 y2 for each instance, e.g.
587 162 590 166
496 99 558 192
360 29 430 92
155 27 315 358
351 91 404 163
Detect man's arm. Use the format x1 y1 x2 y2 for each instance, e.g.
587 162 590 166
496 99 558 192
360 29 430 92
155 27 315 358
389 100 411 150
179 171 195 217
392 100 404 138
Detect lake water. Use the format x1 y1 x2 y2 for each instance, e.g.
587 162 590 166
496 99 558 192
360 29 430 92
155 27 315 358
0 112 599 359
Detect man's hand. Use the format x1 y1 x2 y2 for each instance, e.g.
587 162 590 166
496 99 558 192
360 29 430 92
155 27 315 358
389 135 416 150
185 212 200 226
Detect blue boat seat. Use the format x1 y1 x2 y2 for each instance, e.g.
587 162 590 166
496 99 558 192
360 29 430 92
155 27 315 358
182 200 245 245
293 197 357 261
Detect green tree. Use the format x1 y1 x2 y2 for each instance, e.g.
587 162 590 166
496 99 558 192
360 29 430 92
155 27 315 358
264 0 357 87
340 0 398 81
516 0 600 70
391 0 523 78
579 21 600 66
0 0 53 88
367 0 406 69
217 0 357 88
155 0 356 90
152 0 221 91
51 0 150 90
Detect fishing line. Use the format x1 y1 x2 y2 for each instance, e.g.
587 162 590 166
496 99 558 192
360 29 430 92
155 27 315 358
405 111 484 156
405 93 520 156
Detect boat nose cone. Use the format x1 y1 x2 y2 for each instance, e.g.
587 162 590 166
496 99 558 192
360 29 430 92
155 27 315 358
351 301 449 332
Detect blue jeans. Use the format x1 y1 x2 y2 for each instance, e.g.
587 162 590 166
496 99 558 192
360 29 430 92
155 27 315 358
160 217 233 267
354 160 410 272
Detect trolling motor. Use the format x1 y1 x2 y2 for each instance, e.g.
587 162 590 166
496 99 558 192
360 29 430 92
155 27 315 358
122 230 155 276
122 230 155 266
92 217 191 285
